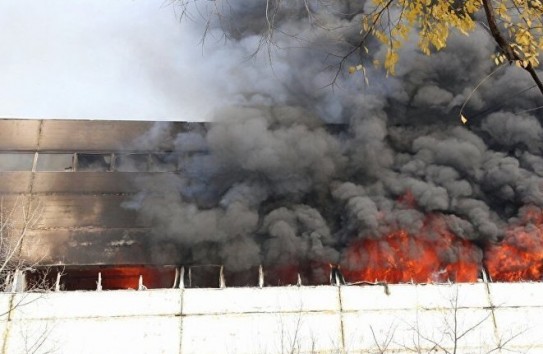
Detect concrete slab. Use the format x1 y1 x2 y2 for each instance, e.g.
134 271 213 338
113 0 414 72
0 315 8 351
22 228 167 265
0 294 12 320
493 307 543 353
39 120 161 151
181 312 341 354
341 284 418 311
182 286 339 315
0 119 40 150
10 290 182 320
488 282 543 308
1 285 542 354
5 316 181 354
34 195 143 229
416 283 490 309
32 172 141 194
341 283 490 312
0 172 32 193
343 308 496 353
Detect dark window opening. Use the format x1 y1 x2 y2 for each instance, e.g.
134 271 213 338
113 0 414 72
115 154 149 172
150 153 178 172
186 265 222 288
77 153 112 172
224 266 260 287
27 266 177 291
17 264 364 291
25 268 58 291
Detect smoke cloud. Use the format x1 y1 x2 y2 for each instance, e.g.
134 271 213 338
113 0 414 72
125 0 543 283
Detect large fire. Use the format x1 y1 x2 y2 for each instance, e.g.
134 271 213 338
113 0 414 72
338 205 543 284
29 210 543 289
485 206 543 281
341 214 481 283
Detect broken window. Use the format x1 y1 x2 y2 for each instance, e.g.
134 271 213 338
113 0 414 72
186 265 222 288
26 266 177 291
76 153 112 172
36 153 74 172
115 154 149 172
0 153 34 171
150 153 178 172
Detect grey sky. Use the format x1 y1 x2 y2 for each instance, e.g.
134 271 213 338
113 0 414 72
0 1 224 121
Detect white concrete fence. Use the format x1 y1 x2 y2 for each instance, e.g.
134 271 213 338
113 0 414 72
0 283 540 353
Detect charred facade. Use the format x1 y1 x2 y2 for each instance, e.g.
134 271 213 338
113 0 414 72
2 112 543 290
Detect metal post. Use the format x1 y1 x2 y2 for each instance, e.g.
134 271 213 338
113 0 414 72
4 273 11 292
172 267 180 288
179 267 185 289
110 153 116 172
258 265 264 288
219 266 226 289
96 272 102 291
138 275 146 290
55 272 62 291
11 270 26 292
10 271 18 293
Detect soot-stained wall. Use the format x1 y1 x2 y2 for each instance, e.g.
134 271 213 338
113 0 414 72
0 118 193 266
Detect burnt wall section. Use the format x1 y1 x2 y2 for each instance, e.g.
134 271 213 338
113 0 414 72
21 229 155 265
0 118 202 266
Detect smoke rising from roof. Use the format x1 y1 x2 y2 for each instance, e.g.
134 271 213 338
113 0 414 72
125 0 543 282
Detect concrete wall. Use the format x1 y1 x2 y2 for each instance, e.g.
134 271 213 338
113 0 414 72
0 283 539 353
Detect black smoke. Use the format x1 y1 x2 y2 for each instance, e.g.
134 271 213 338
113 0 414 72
124 0 543 283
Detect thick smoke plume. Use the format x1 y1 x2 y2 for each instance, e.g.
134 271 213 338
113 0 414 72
126 0 543 284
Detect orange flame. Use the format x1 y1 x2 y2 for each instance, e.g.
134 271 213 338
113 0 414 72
485 206 543 281
56 266 176 290
342 215 481 283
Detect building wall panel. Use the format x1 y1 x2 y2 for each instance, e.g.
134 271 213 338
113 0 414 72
0 120 40 150
182 286 339 315
341 284 418 311
488 282 543 307
0 283 542 354
343 308 496 353
0 295 11 321
29 171 179 194
39 120 157 151
492 307 543 352
415 282 490 309
32 172 140 194
32 195 142 229
181 312 342 354
0 172 32 193
20 228 175 265
10 290 181 319
5 317 181 354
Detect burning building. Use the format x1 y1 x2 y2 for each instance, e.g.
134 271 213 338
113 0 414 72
2 2 543 352
0 117 542 353
3 117 543 290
